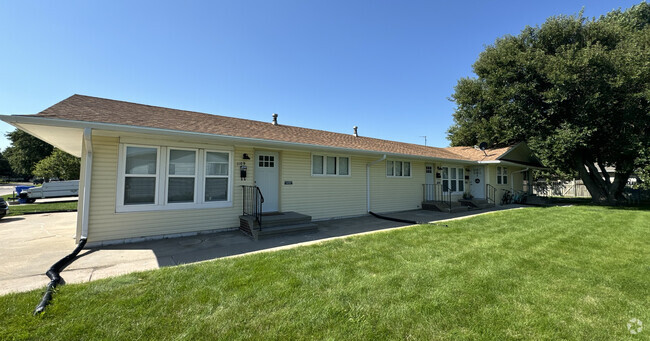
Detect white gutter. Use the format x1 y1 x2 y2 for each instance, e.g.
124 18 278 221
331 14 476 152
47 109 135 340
510 168 529 192
478 160 546 170
80 128 92 239
366 155 387 212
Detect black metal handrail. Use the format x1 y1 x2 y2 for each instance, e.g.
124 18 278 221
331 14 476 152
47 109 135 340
486 184 497 205
423 183 453 212
242 185 264 230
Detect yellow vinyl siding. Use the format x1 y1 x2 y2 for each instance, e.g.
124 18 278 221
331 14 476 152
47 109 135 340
280 150 366 219
86 135 252 243
368 159 423 213
485 164 527 204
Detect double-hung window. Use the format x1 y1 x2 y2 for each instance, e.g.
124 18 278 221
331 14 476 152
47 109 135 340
124 146 159 205
167 149 196 203
441 166 464 192
118 144 232 211
312 155 350 176
497 166 508 185
205 152 229 201
386 160 411 177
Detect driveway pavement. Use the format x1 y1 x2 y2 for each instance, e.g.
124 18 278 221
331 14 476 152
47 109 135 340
0 205 524 295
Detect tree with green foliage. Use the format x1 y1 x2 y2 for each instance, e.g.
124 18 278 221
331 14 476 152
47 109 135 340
3 130 53 177
32 148 80 180
447 3 650 204
0 152 12 178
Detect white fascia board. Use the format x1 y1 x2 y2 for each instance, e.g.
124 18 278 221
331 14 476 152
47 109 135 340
0 115 478 165
478 160 547 169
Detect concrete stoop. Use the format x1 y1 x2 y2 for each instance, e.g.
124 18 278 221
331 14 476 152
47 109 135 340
239 212 317 240
461 199 496 210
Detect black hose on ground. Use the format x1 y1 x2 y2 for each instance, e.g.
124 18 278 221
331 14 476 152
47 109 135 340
369 211 417 224
33 238 87 315
369 211 448 227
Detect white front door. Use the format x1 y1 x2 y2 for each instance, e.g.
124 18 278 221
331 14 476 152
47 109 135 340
424 163 435 201
255 152 279 212
470 166 485 199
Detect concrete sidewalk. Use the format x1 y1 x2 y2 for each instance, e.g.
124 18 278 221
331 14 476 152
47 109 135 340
0 205 523 295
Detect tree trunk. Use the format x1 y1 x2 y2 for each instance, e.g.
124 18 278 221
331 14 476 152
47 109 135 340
575 155 630 205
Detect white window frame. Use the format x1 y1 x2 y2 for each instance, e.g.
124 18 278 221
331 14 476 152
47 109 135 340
116 144 233 213
497 166 508 185
203 150 232 203
311 154 351 177
441 166 465 193
165 147 199 206
117 144 161 210
386 160 412 178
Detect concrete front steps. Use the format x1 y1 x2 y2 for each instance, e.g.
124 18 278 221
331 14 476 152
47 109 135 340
459 199 495 209
239 211 317 240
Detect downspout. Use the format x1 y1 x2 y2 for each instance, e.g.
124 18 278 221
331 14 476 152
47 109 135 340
81 128 92 239
511 168 529 193
34 128 92 315
366 154 386 212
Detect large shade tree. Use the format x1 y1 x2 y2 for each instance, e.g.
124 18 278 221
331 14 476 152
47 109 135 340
447 3 650 204
3 130 53 178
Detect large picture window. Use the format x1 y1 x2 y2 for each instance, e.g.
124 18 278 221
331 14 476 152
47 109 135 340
387 160 411 177
312 154 350 176
118 144 232 212
441 166 464 192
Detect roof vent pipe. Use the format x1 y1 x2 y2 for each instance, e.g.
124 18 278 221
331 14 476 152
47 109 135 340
353 126 358 137
272 113 278 125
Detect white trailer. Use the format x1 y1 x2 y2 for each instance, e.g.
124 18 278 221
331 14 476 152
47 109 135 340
19 180 79 203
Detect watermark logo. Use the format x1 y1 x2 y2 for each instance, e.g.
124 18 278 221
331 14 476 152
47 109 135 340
627 318 643 335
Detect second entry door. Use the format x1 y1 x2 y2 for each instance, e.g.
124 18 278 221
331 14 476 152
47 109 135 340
254 152 279 212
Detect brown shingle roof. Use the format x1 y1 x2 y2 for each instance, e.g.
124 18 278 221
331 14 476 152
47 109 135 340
443 146 512 162
29 94 511 162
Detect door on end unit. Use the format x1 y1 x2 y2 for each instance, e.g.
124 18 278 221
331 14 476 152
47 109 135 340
424 163 435 201
254 152 279 212
469 166 485 199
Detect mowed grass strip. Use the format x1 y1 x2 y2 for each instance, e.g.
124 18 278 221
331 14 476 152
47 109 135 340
1 206 648 340
2 194 77 216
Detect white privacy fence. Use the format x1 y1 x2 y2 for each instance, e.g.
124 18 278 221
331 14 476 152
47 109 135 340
532 180 591 197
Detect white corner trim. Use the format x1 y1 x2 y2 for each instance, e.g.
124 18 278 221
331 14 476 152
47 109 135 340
81 128 92 239
366 154 387 212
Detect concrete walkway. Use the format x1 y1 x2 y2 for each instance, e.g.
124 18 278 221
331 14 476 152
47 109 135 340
0 205 524 295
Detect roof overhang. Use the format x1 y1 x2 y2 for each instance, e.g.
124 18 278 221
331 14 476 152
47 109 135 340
495 142 545 168
0 115 481 164
2 117 85 157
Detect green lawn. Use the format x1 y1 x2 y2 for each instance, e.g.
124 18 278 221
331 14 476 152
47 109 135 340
2 194 77 216
1 206 648 340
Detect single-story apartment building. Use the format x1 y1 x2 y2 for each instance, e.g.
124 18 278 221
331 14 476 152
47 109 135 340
1 95 545 245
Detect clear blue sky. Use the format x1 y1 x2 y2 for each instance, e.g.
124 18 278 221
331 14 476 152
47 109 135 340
0 0 641 151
